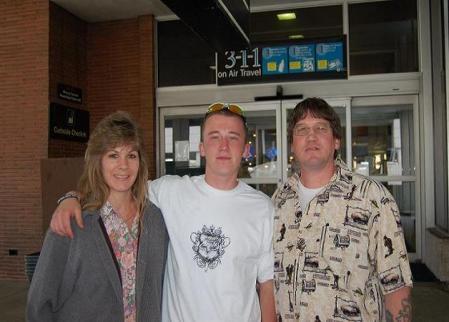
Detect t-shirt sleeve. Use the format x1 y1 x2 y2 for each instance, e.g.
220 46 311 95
368 185 413 295
149 177 165 208
257 201 275 283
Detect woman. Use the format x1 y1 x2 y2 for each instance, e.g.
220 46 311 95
27 111 168 322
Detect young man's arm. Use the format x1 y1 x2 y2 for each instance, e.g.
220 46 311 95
385 286 412 322
50 195 83 238
259 279 276 322
51 179 157 237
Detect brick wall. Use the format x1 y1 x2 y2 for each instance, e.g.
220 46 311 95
0 0 49 279
87 16 156 178
48 3 88 158
0 2 156 280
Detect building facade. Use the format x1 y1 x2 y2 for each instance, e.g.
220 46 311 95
0 0 448 281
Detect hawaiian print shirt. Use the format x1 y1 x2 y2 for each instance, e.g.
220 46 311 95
100 202 139 322
272 160 413 322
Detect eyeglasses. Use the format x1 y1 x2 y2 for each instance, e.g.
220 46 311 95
293 123 331 136
206 102 246 122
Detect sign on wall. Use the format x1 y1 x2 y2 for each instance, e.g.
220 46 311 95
217 36 347 86
57 83 83 104
49 103 89 142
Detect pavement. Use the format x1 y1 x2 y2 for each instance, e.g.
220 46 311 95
1 280 449 321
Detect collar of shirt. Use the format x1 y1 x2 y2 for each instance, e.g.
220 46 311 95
286 158 353 195
99 201 139 238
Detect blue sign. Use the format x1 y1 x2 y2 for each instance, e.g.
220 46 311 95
316 42 344 72
262 47 288 75
288 44 315 73
216 36 347 85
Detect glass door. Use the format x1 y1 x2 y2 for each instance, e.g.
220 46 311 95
159 95 420 259
239 101 282 197
351 95 420 260
159 101 281 197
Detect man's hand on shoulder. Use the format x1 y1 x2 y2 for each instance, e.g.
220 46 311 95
50 195 83 239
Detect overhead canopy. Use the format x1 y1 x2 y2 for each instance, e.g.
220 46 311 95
161 0 251 52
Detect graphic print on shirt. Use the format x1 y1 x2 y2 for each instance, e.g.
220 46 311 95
384 235 394 258
333 296 362 321
343 206 370 231
275 183 297 213
379 265 406 293
190 225 231 271
277 223 286 242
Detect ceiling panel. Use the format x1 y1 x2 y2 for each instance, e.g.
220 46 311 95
51 0 309 22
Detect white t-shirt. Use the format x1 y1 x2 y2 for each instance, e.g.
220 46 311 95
297 179 324 211
149 175 274 322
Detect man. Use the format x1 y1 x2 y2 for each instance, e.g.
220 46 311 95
50 103 276 322
273 97 412 321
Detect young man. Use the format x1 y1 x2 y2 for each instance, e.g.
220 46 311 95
273 98 412 321
50 103 276 322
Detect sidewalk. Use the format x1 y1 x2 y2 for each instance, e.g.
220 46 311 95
1 280 449 321
0 280 28 322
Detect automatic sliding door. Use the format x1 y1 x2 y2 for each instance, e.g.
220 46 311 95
352 96 419 258
239 102 281 197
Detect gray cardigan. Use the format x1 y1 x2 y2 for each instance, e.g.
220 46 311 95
27 201 168 322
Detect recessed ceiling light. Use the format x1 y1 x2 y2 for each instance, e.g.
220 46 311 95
289 34 304 39
277 12 296 21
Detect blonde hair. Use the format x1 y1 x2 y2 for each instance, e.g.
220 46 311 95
78 111 148 216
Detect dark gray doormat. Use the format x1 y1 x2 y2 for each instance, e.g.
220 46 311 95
411 262 438 282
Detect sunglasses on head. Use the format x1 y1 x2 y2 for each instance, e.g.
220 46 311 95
205 102 246 122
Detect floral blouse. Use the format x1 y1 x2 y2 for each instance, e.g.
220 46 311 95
100 201 139 322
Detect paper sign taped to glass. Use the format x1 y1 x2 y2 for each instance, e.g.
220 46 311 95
387 161 402 186
175 140 190 162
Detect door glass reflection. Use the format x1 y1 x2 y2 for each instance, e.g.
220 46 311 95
249 184 278 198
385 182 416 253
241 110 278 179
351 104 414 177
164 115 204 177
